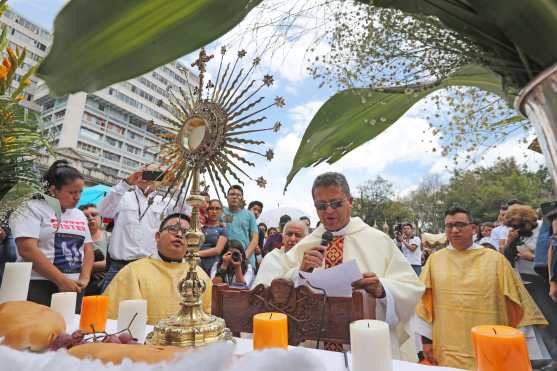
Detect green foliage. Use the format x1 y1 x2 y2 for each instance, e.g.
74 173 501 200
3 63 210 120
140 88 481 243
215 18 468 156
352 176 415 230
286 64 510 188
37 0 262 96
443 158 554 222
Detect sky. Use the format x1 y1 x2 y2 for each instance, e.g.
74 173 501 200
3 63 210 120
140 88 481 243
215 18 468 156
11 0 547 226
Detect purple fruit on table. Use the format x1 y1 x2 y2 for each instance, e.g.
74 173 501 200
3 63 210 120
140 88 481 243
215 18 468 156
102 334 121 344
118 333 134 344
50 333 73 350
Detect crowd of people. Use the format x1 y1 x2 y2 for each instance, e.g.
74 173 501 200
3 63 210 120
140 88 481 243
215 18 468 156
1 159 557 370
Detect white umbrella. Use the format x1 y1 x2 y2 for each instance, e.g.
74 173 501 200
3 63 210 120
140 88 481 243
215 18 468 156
258 207 311 228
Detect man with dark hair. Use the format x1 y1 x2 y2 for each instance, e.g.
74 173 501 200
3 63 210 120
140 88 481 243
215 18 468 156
279 172 424 360
400 223 422 275
104 213 211 324
222 185 258 270
248 201 263 219
300 216 311 231
416 206 547 369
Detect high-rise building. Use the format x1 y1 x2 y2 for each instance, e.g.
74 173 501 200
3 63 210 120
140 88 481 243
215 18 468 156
2 9 198 185
0 8 50 112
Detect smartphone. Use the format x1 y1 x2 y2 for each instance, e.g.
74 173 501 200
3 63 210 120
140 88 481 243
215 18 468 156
142 170 164 181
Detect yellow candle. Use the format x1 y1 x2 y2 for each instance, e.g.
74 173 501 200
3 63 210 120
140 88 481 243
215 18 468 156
471 325 531 371
80 295 109 333
253 312 288 350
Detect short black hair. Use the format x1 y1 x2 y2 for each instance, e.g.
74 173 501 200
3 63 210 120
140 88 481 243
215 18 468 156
258 222 267 229
248 201 263 210
227 185 243 196
444 206 472 222
402 222 413 229
159 213 191 232
300 216 310 222
312 172 351 198
78 203 96 211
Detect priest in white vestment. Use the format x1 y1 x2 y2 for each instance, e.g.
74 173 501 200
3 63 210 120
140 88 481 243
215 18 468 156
261 172 424 361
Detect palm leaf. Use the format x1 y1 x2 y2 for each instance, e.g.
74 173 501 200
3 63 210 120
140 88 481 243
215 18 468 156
37 0 262 96
285 64 511 189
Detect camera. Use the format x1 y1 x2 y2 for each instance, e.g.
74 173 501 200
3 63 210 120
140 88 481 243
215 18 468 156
232 251 242 263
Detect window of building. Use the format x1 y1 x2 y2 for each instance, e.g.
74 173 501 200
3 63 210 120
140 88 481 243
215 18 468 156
79 127 103 141
123 157 140 168
126 144 141 155
102 150 121 163
54 109 66 120
78 141 101 154
105 136 122 148
107 121 125 135
100 165 119 177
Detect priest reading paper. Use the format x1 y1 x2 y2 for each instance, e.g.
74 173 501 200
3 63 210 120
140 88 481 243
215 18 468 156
104 213 212 324
415 206 547 370
258 172 424 361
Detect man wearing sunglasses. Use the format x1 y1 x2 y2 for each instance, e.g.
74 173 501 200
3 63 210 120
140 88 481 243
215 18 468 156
415 206 546 370
252 220 308 287
103 213 212 325
280 172 424 361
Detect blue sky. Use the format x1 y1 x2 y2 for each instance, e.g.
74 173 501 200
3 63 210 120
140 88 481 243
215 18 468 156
12 0 546 225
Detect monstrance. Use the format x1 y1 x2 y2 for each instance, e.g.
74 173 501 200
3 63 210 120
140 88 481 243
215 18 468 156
146 47 283 347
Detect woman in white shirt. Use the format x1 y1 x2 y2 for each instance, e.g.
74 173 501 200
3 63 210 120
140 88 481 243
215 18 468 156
10 160 93 308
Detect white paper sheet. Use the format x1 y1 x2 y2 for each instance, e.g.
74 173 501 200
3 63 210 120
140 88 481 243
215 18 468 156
298 259 362 297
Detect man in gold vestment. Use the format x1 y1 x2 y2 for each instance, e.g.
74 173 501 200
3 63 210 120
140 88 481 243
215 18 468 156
104 213 212 324
416 206 547 370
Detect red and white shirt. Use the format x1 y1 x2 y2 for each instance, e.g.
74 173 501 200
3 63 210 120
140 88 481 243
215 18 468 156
10 199 92 280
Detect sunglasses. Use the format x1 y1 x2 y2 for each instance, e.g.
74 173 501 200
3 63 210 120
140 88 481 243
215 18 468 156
314 199 345 211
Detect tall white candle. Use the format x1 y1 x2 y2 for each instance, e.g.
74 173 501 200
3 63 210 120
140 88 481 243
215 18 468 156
50 292 76 326
0 262 32 303
117 299 147 343
350 320 393 371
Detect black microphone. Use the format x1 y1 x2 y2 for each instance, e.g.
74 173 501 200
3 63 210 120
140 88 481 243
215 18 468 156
308 231 333 272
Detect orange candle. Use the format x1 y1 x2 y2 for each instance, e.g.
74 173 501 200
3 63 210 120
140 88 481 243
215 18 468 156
80 295 109 333
253 312 288 350
471 325 531 371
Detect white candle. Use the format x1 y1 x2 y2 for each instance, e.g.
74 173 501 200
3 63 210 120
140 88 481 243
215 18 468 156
0 262 32 303
350 320 393 371
117 299 147 343
50 292 76 326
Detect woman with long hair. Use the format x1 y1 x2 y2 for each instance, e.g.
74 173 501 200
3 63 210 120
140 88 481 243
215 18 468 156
199 199 228 274
9 160 93 308
210 239 254 287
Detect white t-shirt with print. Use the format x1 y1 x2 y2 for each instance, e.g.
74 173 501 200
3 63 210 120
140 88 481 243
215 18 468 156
9 199 92 280
401 236 422 265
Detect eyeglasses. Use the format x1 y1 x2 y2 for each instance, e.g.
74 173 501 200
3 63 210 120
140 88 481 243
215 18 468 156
162 224 188 238
314 199 345 211
208 207 222 211
444 222 470 231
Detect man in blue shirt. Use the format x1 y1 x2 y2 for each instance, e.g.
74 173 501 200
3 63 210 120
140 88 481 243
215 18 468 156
222 185 258 270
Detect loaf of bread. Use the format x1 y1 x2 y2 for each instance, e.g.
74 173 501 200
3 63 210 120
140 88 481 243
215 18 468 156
0 300 66 351
68 342 191 364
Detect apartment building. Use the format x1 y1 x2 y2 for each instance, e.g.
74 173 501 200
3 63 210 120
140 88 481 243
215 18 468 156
4 9 197 184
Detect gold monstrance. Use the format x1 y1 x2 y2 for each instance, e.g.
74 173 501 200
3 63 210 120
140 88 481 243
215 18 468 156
146 48 283 346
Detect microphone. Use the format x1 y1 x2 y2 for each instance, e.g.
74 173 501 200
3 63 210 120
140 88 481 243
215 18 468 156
308 231 333 272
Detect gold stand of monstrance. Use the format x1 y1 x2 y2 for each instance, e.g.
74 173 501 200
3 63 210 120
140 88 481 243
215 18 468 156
145 47 282 347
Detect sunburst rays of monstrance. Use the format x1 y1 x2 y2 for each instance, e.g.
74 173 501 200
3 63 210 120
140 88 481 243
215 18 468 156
146 47 283 347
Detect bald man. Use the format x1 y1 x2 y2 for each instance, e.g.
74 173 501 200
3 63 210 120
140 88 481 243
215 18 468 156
251 220 308 287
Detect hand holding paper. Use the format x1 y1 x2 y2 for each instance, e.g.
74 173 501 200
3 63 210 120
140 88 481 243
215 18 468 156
299 260 362 297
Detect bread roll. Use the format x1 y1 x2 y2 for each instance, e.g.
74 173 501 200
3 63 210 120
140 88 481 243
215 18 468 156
0 301 66 351
68 342 191 364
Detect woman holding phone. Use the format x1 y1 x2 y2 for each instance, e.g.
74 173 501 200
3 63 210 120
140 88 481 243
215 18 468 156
97 165 190 291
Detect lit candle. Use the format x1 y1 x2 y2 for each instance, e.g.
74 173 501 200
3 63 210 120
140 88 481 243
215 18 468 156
471 325 531 371
51 292 76 326
253 312 288 350
80 295 109 333
117 299 147 343
0 262 32 303
350 320 393 371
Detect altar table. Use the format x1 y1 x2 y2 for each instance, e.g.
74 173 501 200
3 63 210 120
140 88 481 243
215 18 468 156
70 316 465 371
